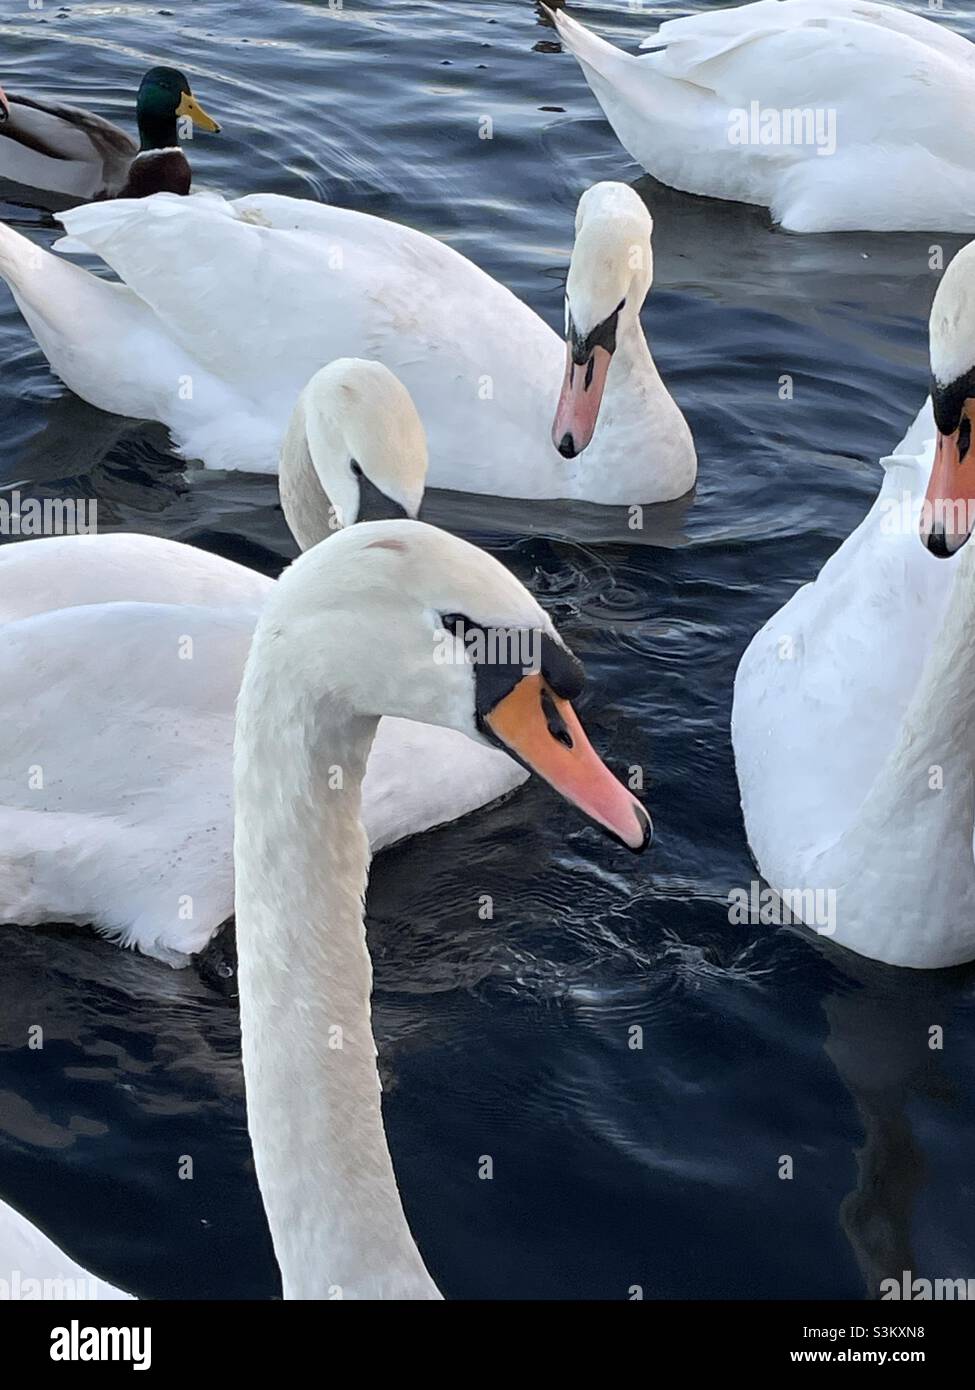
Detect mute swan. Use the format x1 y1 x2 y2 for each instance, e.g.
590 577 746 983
731 240 975 968
547 1 975 233
0 359 525 964
0 68 219 203
236 518 650 1298
0 180 695 503
1 520 650 1299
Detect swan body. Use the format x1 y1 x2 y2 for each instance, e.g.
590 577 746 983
0 68 219 203
0 363 524 964
732 242 975 966
0 181 694 503
548 1 975 233
0 1197 131 1300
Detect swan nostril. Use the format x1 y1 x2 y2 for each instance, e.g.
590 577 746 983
557 432 577 459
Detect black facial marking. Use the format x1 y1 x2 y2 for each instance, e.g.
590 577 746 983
437 615 584 727
932 368 975 436
959 416 972 462
355 467 409 523
540 632 584 700
541 688 573 749
568 298 625 366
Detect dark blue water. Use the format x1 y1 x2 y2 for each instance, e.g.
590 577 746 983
2 0 975 1300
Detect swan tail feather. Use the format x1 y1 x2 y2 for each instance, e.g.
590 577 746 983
0 216 170 419
0 218 45 282
546 5 636 81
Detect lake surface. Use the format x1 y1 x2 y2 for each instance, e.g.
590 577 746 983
1 0 974 1300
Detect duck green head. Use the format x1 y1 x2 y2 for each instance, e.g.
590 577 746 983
136 67 220 151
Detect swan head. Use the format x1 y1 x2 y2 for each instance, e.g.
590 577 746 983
282 359 428 545
267 520 652 852
553 182 654 459
922 241 975 557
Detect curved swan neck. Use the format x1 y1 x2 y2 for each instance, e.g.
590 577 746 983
870 544 975 795
233 618 440 1300
279 393 338 553
610 308 657 389
589 312 696 502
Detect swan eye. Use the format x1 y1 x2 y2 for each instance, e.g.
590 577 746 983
439 613 469 638
350 459 363 478
960 417 972 462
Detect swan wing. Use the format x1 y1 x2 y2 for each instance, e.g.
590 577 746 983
0 532 273 624
0 600 252 961
640 0 973 68
364 718 526 851
641 4 975 160
0 1197 133 1299
52 191 559 482
0 549 525 959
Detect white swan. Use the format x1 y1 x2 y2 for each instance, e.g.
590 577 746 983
731 240 975 968
1 519 651 1299
0 360 525 964
0 181 695 504
548 1 975 233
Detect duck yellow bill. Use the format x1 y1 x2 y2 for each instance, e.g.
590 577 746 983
552 341 613 458
176 91 221 134
920 426 975 556
485 673 651 851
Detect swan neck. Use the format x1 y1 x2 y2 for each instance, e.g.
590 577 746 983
611 308 656 384
278 395 338 553
887 546 975 771
828 543 975 962
233 628 439 1299
584 307 695 503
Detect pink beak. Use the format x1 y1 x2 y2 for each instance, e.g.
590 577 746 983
552 339 614 459
0 87 9 121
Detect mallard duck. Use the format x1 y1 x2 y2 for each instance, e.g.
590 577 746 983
0 66 219 203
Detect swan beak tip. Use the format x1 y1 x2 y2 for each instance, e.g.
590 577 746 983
920 424 975 557
552 341 612 458
622 802 653 854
